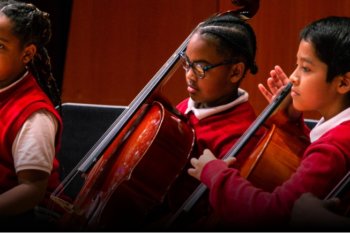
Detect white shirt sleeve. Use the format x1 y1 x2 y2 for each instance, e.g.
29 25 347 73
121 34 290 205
12 109 58 174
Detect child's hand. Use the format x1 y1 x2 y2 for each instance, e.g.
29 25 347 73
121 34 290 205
258 65 290 103
188 149 236 180
258 65 302 121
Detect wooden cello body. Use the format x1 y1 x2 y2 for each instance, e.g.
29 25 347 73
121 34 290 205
49 12 193 233
239 112 310 192
50 9 195 229
54 101 194 230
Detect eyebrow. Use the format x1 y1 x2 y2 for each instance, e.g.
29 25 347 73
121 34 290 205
188 57 211 65
183 53 212 64
299 56 314 65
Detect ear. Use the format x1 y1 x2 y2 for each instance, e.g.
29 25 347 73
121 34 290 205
337 72 350 94
21 44 37 65
229 62 245 83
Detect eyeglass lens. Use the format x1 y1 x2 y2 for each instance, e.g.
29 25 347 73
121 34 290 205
180 52 206 78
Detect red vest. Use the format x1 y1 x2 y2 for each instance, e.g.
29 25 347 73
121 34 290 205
0 73 62 196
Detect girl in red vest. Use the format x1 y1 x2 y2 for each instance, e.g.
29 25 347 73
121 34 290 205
0 0 62 229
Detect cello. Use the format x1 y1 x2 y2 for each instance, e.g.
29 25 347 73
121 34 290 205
324 170 350 217
163 82 310 230
49 0 256 231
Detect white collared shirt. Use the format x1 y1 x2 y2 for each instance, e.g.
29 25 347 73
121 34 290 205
0 71 28 93
1 72 58 174
184 88 249 120
310 107 350 143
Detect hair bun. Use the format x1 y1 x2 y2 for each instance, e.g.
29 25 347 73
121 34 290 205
231 0 260 20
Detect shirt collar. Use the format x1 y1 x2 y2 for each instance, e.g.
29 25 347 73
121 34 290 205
310 107 350 142
184 88 249 120
0 71 29 93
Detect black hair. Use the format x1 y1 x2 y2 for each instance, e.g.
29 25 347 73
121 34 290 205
0 0 61 110
195 13 258 77
300 16 350 82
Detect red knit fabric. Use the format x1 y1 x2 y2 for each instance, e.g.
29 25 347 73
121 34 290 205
176 98 259 163
201 121 350 230
0 73 62 198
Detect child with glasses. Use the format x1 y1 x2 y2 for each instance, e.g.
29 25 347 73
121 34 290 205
188 16 350 230
163 11 262 230
0 0 62 230
176 12 259 164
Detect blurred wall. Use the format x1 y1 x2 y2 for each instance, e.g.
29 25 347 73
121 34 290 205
230 0 350 119
62 0 350 119
62 0 216 107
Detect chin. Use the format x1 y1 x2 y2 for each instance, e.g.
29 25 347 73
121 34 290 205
293 103 305 112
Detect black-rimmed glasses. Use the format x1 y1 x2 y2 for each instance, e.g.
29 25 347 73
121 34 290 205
179 52 235 79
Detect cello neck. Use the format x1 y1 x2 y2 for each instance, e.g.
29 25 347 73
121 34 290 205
76 0 263 173
166 82 292 227
76 33 193 173
222 82 292 160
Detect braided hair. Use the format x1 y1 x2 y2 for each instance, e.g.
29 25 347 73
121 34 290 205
0 0 61 110
195 13 258 78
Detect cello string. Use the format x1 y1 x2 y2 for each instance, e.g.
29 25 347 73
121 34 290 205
223 82 292 160
50 0 259 222
76 34 192 173
52 0 255 217
325 170 350 200
53 30 194 200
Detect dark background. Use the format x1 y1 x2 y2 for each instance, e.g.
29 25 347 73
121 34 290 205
21 0 72 89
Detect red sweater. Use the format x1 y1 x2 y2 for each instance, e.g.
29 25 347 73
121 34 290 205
166 98 261 223
0 73 62 197
176 98 259 162
201 120 350 230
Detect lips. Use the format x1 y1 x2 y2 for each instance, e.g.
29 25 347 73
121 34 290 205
187 81 198 93
291 87 300 97
187 85 198 94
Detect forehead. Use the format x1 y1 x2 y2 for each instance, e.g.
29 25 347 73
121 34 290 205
0 13 13 36
0 13 19 43
186 33 221 60
297 40 318 62
297 40 328 72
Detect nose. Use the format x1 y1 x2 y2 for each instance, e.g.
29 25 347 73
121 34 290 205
289 69 299 85
185 67 198 82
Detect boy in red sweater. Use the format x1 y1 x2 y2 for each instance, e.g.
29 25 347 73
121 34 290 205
188 16 350 230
